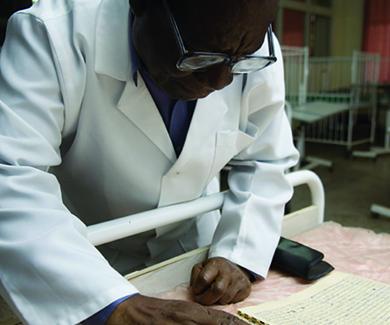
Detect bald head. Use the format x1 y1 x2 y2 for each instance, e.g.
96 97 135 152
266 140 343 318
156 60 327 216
169 0 277 54
130 0 279 99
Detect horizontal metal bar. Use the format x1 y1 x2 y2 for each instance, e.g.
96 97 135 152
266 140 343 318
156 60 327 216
87 192 226 246
87 171 324 246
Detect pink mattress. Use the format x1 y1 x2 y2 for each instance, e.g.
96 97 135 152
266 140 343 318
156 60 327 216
159 222 390 314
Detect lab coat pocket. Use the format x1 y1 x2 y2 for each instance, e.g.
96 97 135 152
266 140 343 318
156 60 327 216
208 130 255 181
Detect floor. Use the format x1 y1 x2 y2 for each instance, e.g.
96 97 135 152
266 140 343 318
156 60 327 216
290 143 390 234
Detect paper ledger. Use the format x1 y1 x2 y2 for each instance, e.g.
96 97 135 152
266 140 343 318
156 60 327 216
238 271 390 325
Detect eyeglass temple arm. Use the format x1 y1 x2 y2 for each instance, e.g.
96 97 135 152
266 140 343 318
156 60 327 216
162 0 187 56
267 25 275 57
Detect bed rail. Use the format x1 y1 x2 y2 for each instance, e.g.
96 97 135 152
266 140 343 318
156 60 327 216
0 171 325 323
87 170 324 246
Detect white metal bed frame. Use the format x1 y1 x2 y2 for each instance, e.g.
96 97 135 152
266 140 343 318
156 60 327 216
351 56 390 219
282 46 309 110
305 52 380 152
87 170 324 246
0 171 324 325
352 56 390 159
89 170 324 295
282 46 333 170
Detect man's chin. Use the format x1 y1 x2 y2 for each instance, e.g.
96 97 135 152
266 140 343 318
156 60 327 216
167 87 215 101
156 75 216 100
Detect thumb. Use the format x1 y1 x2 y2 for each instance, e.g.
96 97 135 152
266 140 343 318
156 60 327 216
190 263 203 287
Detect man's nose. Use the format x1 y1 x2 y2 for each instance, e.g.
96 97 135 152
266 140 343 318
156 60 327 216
195 64 234 91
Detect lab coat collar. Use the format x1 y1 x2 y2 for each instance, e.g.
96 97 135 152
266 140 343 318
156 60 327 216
117 75 177 162
116 74 229 165
94 0 132 82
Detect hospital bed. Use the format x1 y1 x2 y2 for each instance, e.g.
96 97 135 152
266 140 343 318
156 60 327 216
2 170 390 324
282 46 333 170
305 51 380 153
351 57 390 220
284 50 380 158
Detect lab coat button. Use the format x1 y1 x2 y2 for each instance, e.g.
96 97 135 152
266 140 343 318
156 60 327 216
176 171 180 175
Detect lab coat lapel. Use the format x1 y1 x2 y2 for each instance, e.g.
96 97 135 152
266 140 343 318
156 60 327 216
174 91 228 171
155 91 228 237
116 76 176 162
158 90 228 206
95 2 176 161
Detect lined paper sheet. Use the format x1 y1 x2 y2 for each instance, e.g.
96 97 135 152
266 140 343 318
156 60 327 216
238 272 390 325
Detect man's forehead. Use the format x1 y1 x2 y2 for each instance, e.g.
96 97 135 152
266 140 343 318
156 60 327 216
169 0 274 15
169 0 277 54
169 0 277 25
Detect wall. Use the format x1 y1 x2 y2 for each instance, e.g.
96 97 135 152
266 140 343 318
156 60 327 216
363 0 390 83
330 0 365 56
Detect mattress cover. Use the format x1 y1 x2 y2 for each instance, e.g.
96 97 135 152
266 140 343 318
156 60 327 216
159 222 390 314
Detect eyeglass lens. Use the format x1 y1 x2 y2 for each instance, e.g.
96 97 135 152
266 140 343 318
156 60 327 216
179 55 274 73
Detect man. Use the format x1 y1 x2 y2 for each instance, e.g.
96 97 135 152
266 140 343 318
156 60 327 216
0 0 298 324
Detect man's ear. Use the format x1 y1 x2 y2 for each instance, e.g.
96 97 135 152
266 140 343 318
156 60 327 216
129 0 148 17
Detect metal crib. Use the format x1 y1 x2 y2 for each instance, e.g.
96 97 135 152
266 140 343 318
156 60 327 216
305 52 380 152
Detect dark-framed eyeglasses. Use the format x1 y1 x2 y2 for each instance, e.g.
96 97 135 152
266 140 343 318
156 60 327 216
162 0 277 74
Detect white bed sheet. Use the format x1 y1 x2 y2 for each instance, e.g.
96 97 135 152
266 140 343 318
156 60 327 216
158 222 390 315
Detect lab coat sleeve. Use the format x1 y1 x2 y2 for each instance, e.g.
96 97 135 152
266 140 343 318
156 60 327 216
208 35 299 278
0 13 137 325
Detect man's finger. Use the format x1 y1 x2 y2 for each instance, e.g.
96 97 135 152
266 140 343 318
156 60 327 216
207 308 249 325
191 262 219 295
169 303 234 325
217 283 241 305
231 287 251 304
169 310 206 324
194 273 229 306
190 263 203 287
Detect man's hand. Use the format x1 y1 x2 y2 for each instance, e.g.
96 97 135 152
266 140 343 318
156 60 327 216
106 294 247 325
190 257 252 306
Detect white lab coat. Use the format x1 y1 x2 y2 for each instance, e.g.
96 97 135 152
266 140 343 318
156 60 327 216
0 0 298 324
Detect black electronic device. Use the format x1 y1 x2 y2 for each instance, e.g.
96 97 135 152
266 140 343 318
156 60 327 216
272 237 334 281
